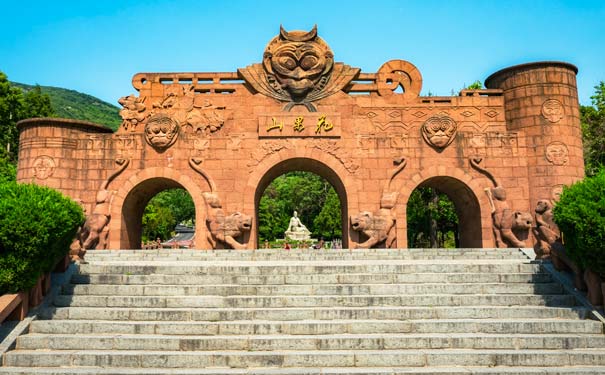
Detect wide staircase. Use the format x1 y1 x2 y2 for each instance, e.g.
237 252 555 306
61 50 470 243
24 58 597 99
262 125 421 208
2 248 605 374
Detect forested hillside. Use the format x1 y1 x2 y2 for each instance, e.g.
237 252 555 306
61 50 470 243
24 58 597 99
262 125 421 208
12 82 121 131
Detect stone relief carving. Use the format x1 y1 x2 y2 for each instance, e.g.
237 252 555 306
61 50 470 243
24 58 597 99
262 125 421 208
189 158 217 192
144 114 180 150
32 155 56 180
532 200 560 259
238 25 359 111
421 115 457 150
189 157 251 249
470 158 533 248
551 184 565 201
118 95 148 131
248 140 292 171
459 132 518 157
117 85 228 138
362 108 410 132
351 157 406 248
202 192 252 250
545 141 569 165
78 158 130 251
185 99 226 135
375 59 422 98
312 140 359 174
541 99 564 123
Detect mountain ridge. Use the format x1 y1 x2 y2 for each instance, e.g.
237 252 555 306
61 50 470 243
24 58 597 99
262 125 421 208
11 82 121 131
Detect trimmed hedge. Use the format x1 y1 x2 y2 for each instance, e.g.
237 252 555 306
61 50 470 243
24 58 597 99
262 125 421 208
553 169 605 276
0 182 84 294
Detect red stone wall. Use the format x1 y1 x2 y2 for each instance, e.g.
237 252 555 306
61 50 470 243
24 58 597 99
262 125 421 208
16 35 584 250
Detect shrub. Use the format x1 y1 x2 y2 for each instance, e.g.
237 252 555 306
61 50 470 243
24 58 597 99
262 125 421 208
0 182 84 294
553 169 605 275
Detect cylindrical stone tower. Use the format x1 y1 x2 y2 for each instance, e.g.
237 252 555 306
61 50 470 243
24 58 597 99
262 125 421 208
485 61 584 209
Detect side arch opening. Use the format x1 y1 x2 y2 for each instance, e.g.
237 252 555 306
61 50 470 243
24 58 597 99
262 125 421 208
406 176 482 248
120 177 195 249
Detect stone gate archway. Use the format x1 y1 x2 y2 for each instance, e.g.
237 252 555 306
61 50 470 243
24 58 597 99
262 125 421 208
16 26 585 251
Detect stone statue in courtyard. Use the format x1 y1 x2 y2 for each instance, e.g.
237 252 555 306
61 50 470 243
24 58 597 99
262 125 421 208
285 211 311 241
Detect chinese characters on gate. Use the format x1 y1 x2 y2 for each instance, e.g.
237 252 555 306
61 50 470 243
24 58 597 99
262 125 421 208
267 114 334 134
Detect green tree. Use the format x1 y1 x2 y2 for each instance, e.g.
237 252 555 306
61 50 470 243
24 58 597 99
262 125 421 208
21 85 53 119
581 81 605 176
407 187 458 248
0 149 16 183
0 72 24 159
141 188 195 242
141 204 175 242
0 72 54 161
466 80 483 90
313 187 342 239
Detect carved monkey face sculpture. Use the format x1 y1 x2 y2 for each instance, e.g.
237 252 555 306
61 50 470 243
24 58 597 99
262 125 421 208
545 142 569 166
421 116 457 149
535 199 552 214
263 26 334 98
144 114 179 150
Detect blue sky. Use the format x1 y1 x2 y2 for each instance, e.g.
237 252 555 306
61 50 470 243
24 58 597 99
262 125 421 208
2 0 603 106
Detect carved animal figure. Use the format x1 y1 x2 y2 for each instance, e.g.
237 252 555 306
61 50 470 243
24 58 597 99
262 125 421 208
350 209 396 249
118 95 147 131
485 186 533 248
79 159 130 250
203 192 252 249
532 199 561 259
470 158 532 248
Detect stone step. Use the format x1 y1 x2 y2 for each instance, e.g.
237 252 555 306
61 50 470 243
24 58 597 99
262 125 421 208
52 293 577 308
61 282 564 296
5 349 605 368
2 366 605 374
16 332 605 351
77 260 543 276
70 271 553 285
83 252 527 261
43 305 590 321
85 248 527 257
28 319 603 335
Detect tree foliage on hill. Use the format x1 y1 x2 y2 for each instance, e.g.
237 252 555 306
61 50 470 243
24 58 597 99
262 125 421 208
13 82 121 131
258 172 341 241
581 81 605 176
0 72 54 162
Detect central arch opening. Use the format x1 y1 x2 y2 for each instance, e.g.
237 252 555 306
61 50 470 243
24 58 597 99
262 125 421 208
254 158 348 248
121 177 196 249
406 176 482 248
